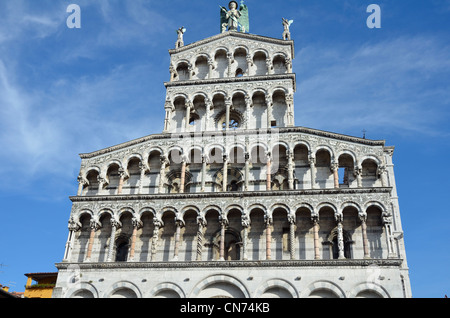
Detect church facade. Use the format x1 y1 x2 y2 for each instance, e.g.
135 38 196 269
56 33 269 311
52 3 411 298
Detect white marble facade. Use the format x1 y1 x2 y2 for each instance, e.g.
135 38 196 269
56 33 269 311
53 28 411 298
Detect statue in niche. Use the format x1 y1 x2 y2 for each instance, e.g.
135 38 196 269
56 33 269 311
220 1 249 33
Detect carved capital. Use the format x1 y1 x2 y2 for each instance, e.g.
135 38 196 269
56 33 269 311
68 217 82 232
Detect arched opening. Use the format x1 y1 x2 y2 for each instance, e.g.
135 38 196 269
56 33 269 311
214 49 228 78
125 158 141 194
273 55 287 74
194 55 208 79
176 62 190 81
272 90 287 127
309 289 340 298
272 207 290 259
295 206 314 259
147 150 162 194
204 209 221 260
233 47 248 76
85 170 99 195
115 212 133 262
362 159 378 187
261 286 293 298
293 144 309 189
105 164 120 195
338 154 355 188
253 51 268 76
251 91 266 128
248 207 266 260
183 210 199 261
366 205 385 258
160 211 177 262
115 238 129 262
315 149 332 188
110 288 137 298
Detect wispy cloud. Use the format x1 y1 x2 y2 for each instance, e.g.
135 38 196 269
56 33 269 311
0 1 170 194
295 35 450 139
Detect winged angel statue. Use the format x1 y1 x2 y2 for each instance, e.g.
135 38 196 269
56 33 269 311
220 1 249 33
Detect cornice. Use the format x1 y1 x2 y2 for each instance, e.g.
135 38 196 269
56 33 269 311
168 31 295 58
79 126 385 160
164 73 297 91
56 258 403 270
69 187 392 203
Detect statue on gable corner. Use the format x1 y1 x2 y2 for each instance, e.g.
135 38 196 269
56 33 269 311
220 1 249 33
175 26 186 48
282 18 293 40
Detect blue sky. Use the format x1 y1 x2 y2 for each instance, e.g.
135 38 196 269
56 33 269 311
0 0 449 297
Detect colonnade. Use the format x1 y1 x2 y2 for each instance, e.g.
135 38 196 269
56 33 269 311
63 203 396 263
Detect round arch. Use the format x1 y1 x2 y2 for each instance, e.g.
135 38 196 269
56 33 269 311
104 281 142 298
348 282 390 298
190 274 250 298
301 280 346 298
150 282 186 298
254 279 298 298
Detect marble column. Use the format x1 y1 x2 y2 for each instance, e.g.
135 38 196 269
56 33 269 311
378 165 387 187
63 217 81 261
173 217 185 261
288 214 296 260
207 58 214 79
285 57 292 73
201 155 207 192
85 218 101 262
180 158 187 193
196 217 206 261
287 150 294 190
128 217 143 262
205 98 212 131
225 97 232 131
331 161 339 189
185 101 192 130
312 213 320 260
266 152 272 191
169 64 176 82
241 215 250 260
219 215 228 261
227 52 233 77
151 219 163 261
265 214 272 260
164 100 174 132
138 163 147 195
76 175 86 196
309 155 316 189
246 54 253 76
158 156 168 194
222 155 228 192
382 211 397 258
188 63 193 80
266 57 273 75
107 219 121 262
355 165 362 188
359 213 370 259
245 95 252 129
336 213 345 259
97 176 105 195
266 95 273 127
244 152 250 191
117 168 125 195
285 93 294 127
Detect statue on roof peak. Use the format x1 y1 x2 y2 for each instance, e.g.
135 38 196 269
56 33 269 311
220 1 249 33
